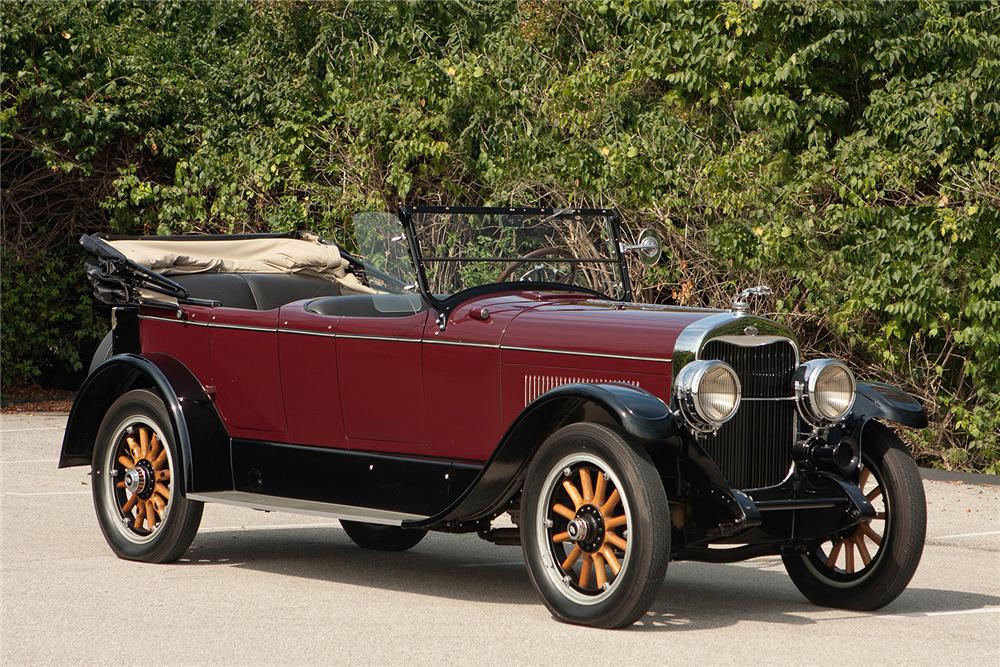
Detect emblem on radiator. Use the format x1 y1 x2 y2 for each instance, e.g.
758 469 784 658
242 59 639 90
744 325 759 336
524 375 639 405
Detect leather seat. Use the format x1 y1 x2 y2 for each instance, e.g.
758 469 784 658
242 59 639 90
172 273 341 310
305 294 425 318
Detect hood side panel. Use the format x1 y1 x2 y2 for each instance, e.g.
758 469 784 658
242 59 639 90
500 299 719 362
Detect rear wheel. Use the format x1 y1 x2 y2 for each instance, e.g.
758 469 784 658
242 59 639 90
782 422 926 610
340 521 427 551
520 423 670 628
92 389 203 563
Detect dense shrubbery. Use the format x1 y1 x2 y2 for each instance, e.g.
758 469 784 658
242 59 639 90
2 1 997 470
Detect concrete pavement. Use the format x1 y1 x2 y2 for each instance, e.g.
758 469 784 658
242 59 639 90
2 412 998 665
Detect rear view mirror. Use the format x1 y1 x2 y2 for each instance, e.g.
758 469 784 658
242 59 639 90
621 228 662 266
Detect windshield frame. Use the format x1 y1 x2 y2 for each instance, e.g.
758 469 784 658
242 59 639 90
398 205 633 314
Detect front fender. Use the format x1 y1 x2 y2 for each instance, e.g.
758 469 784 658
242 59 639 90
405 383 678 528
852 381 928 429
60 353 232 495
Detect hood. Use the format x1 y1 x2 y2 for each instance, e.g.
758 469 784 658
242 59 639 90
499 296 723 363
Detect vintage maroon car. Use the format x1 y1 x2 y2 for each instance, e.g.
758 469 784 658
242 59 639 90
62 207 927 627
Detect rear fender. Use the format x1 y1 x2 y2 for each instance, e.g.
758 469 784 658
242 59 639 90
59 353 232 495
405 383 678 528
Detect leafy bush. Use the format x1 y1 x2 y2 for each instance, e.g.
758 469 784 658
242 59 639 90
2 1 997 469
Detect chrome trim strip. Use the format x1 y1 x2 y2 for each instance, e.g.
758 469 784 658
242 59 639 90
186 491 428 525
139 314 209 327
740 396 797 402
140 314 279 332
424 338 499 349
210 322 277 333
502 345 671 363
336 333 420 343
279 328 336 338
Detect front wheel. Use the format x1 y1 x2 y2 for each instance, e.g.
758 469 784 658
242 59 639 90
520 423 670 628
92 389 203 563
782 422 926 610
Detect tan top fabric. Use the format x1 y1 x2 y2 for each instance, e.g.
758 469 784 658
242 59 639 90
109 236 375 295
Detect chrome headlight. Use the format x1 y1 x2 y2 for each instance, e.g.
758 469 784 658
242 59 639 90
794 359 856 425
673 360 741 432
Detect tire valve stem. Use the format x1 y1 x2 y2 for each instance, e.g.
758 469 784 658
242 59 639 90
562 467 572 478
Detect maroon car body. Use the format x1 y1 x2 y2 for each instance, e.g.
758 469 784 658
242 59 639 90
61 206 929 627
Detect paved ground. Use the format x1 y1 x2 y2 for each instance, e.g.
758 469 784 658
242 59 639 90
2 412 998 665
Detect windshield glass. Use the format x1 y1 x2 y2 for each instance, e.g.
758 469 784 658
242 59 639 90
407 208 627 300
351 212 418 294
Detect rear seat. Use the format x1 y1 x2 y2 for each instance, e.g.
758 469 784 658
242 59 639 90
172 273 341 310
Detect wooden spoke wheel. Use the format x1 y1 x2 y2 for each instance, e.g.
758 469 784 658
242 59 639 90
810 461 889 579
782 423 926 610
92 389 203 563
520 422 670 628
107 421 173 541
546 460 631 597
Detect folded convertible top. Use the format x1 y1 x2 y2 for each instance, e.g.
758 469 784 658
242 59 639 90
105 235 357 282
83 231 375 306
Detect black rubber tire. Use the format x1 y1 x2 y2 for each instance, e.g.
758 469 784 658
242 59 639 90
782 422 926 610
92 389 203 563
340 520 427 551
88 330 114 375
520 422 670 628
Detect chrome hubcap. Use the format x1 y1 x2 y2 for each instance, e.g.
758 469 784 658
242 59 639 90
566 517 589 542
123 465 150 495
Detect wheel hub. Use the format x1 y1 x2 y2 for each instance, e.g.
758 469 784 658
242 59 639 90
123 460 155 499
574 505 605 553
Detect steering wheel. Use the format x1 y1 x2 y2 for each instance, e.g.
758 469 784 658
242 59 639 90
496 247 579 284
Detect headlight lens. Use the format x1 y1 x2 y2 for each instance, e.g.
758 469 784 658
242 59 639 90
794 359 856 425
674 360 741 432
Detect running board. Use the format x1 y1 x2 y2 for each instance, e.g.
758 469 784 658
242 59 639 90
186 491 429 526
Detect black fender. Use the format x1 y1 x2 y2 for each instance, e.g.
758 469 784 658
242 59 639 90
59 353 232 495
405 383 678 529
851 381 928 429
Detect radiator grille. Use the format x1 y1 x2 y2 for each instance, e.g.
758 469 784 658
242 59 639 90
699 339 797 489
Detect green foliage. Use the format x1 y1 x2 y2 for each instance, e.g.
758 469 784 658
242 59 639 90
2 0 997 469
1 244 107 383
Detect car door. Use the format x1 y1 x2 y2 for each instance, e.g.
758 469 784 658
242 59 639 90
208 306 287 442
335 300 430 454
277 302 345 448
278 295 430 453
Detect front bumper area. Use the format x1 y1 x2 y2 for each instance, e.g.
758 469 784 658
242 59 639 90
674 469 877 563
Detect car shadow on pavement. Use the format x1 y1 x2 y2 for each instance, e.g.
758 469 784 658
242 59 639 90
182 529 1000 631
634 559 1000 632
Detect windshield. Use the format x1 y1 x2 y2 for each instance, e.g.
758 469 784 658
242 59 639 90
405 207 628 302
351 212 418 293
